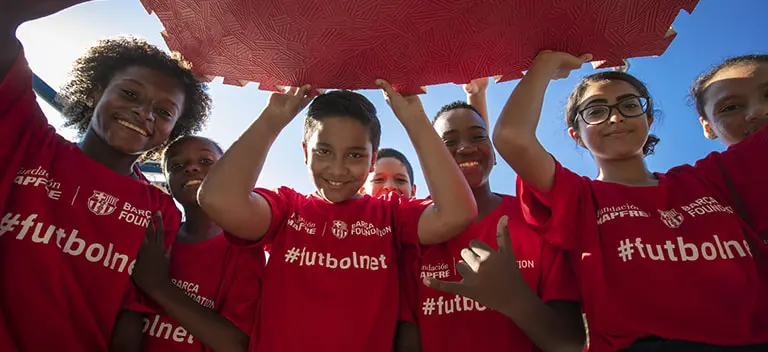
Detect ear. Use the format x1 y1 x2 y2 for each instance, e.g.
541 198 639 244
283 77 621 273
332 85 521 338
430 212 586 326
369 150 378 173
699 116 718 140
647 115 654 128
302 141 309 165
567 127 584 147
411 184 417 197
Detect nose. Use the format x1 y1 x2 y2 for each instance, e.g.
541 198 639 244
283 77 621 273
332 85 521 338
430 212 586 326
183 163 200 175
131 103 154 122
328 156 348 176
456 141 477 154
607 107 625 124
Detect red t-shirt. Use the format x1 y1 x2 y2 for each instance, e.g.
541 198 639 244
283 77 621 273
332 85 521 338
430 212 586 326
233 187 430 352
414 195 579 352
516 126 768 351
142 234 264 351
0 49 180 350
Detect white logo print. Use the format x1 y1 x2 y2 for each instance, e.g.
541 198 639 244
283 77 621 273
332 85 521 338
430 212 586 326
88 190 119 216
658 209 684 229
332 220 348 239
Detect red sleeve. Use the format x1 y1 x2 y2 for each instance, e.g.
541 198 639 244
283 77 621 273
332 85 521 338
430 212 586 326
397 244 421 324
691 124 768 238
224 187 293 247
538 244 580 303
393 195 432 247
516 158 588 250
121 193 181 313
216 247 265 340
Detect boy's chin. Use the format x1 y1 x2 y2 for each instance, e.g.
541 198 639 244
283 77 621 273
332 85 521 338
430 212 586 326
319 188 359 203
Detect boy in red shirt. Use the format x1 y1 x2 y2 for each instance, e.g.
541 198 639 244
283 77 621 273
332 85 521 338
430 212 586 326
133 136 264 352
0 2 212 350
198 81 477 351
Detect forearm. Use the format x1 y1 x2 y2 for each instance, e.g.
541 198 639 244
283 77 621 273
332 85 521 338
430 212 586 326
493 63 555 146
149 283 248 352
109 310 144 352
199 115 280 210
499 281 585 352
405 118 477 236
467 91 489 127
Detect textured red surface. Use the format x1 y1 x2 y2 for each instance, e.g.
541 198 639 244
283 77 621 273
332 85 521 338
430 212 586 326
140 0 698 94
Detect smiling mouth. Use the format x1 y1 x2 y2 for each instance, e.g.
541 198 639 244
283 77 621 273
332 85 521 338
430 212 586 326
325 179 347 188
117 119 149 136
458 161 480 169
182 179 202 189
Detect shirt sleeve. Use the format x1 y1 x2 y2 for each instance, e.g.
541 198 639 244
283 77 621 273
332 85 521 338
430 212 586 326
224 187 293 247
215 247 265 341
516 157 589 250
393 195 432 247
690 124 768 239
538 244 580 303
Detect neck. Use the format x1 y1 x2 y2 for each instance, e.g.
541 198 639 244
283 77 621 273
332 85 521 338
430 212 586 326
595 155 656 186
78 127 139 176
472 183 503 221
180 205 222 242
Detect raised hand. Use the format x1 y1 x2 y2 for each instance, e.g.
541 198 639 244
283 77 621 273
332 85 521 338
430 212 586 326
131 211 171 296
376 79 428 124
463 77 490 95
261 84 314 129
531 50 593 80
424 216 526 313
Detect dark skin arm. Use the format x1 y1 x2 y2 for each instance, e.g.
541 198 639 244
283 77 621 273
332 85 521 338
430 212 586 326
109 310 144 352
132 213 249 352
0 1 90 80
394 321 422 352
426 216 585 352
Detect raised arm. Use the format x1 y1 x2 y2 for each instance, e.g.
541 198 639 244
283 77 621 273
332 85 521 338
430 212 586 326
377 80 477 245
492 52 591 192
464 77 490 127
1 1 90 79
198 86 312 241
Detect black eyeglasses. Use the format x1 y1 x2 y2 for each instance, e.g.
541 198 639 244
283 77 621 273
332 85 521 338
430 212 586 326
575 96 650 125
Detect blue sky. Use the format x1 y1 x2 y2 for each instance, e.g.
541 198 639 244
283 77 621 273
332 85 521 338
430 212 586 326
17 0 768 196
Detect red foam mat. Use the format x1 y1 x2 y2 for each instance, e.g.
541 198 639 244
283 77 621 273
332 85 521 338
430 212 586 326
140 0 698 94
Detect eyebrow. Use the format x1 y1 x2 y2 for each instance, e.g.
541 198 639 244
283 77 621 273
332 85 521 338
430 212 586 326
316 142 368 151
583 94 639 107
121 78 181 110
442 125 487 134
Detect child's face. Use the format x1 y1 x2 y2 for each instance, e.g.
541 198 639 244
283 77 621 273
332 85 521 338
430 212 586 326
90 66 185 155
165 138 221 205
364 157 415 198
434 108 494 189
303 117 376 203
699 62 768 146
569 80 653 161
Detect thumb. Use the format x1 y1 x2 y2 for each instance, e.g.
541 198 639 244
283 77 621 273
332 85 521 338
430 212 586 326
496 215 514 258
424 277 468 296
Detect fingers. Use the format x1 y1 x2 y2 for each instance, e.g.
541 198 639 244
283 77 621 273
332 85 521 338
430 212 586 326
461 247 481 271
455 260 478 285
376 79 400 103
496 216 514 257
142 217 154 245
423 277 467 296
468 239 494 260
152 211 164 247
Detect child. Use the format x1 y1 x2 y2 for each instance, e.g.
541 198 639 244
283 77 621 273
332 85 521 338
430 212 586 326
488 50 768 351
132 136 264 352
691 54 768 244
363 148 417 198
422 101 585 352
0 2 212 350
198 82 477 351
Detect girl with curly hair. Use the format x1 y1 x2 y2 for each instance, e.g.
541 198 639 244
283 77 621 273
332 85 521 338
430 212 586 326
0 1 212 350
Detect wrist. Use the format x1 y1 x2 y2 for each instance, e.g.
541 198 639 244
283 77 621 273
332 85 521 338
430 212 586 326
147 281 177 301
254 111 290 135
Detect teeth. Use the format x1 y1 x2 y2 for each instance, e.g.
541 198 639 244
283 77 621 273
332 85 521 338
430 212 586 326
327 180 343 186
117 120 148 136
183 180 202 188
458 161 480 169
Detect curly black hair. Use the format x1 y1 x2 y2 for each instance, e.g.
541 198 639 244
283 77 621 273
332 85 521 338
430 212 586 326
57 36 212 160
565 71 660 157
690 54 768 120
433 101 482 125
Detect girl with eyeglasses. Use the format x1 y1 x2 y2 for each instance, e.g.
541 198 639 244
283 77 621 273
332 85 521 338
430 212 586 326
479 50 768 351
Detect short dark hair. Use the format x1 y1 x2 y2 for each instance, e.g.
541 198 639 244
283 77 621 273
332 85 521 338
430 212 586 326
57 36 213 161
303 90 381 151
690 54 768 120
433 100 482 124
376 148 414 185
565 71 660 156
162 135 223 174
